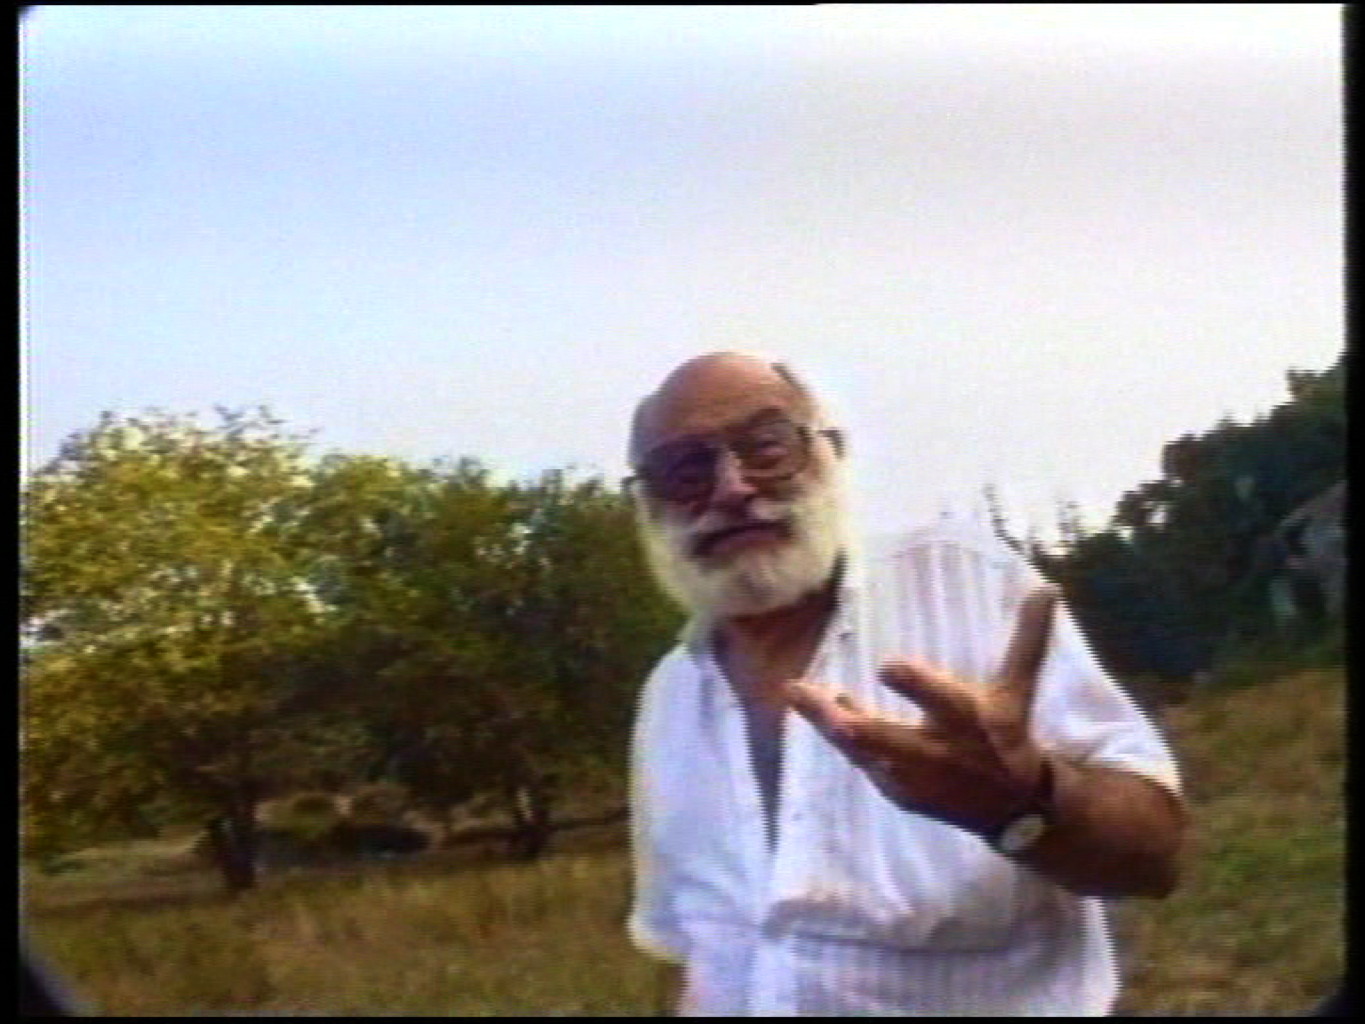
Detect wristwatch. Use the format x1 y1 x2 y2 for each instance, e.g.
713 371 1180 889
988 756 1056 857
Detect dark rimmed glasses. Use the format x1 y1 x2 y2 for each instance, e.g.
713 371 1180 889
624 414 841 506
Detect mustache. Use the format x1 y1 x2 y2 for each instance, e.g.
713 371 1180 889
685 500 793 558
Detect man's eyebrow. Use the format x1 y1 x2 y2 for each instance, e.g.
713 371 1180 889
646 407 795 456
740 407 795 427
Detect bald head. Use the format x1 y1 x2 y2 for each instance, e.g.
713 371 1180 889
628 352 820 467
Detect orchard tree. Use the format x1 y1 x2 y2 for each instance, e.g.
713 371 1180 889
300 454 539 836
300 458 683 858
20 408 368 890
508 471 682 797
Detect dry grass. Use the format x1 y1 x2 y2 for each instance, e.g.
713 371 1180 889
1111 666 1345 1015
23 666 1344 1016
26 834 660 1016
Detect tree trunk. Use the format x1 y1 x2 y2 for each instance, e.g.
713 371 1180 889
505 780 553 861
206 787 259 893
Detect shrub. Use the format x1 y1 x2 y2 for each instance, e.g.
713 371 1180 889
347 782 410 827
263 792 343 848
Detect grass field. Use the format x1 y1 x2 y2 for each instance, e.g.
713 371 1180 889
23 666 1343 1015
1110 665 1345 1015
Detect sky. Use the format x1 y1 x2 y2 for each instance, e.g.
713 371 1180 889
19 4 1344 544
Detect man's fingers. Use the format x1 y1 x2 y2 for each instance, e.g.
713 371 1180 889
877 658 976 728
844 714 937 761
995 585 1059 711
785 680 934 770
784 680 862 741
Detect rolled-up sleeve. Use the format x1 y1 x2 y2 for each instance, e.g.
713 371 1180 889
1032 596 1182 796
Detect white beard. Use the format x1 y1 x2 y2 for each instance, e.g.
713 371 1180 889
634 460 850 622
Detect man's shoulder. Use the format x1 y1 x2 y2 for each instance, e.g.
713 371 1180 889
851 520 1049 633
633 641 707 754
637 641 701 710
646 640 696 679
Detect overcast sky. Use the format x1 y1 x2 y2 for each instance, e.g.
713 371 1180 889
19 5 1344 543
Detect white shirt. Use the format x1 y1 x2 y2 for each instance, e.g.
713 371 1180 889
628 521 1181 1016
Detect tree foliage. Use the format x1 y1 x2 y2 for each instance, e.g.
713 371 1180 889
20 409 371 886
300 458 682 852
1021 351 1345 686
22 410 682 883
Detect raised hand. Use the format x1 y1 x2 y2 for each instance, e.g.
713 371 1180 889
784 586 1059 838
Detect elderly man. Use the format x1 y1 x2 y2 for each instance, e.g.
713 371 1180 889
624 352 1185 1016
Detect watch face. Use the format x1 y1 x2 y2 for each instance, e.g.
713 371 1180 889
999 812 1048 855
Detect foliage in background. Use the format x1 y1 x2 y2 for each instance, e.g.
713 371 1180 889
19 409 366 889
347 781 411 826
297 457 681 851
21 409 682 888
991 351 1345 686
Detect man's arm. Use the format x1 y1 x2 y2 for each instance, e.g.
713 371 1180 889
786 586 1187 901
1016 756 1185 898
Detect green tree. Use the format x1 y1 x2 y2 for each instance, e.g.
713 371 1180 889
302 458 681 858
299 453 547 843
1035 351 1345 687
499 471 683 851
21 409 367 890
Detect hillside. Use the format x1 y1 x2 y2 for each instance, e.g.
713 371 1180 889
1112 665 1344 1014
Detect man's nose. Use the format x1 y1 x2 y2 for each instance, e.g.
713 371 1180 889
708 447 757 509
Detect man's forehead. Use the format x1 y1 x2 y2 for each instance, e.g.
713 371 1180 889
639 354 811 447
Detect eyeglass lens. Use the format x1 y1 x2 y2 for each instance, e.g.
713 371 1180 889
648 418 806 502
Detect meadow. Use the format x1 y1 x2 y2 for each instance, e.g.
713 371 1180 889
22 665 1343 1016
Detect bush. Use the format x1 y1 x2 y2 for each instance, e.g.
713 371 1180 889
348 782 410 826
263 792 343 848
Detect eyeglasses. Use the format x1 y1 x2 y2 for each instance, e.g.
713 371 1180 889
624 415 841 505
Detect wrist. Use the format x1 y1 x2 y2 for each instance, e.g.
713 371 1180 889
987 754 1057 856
